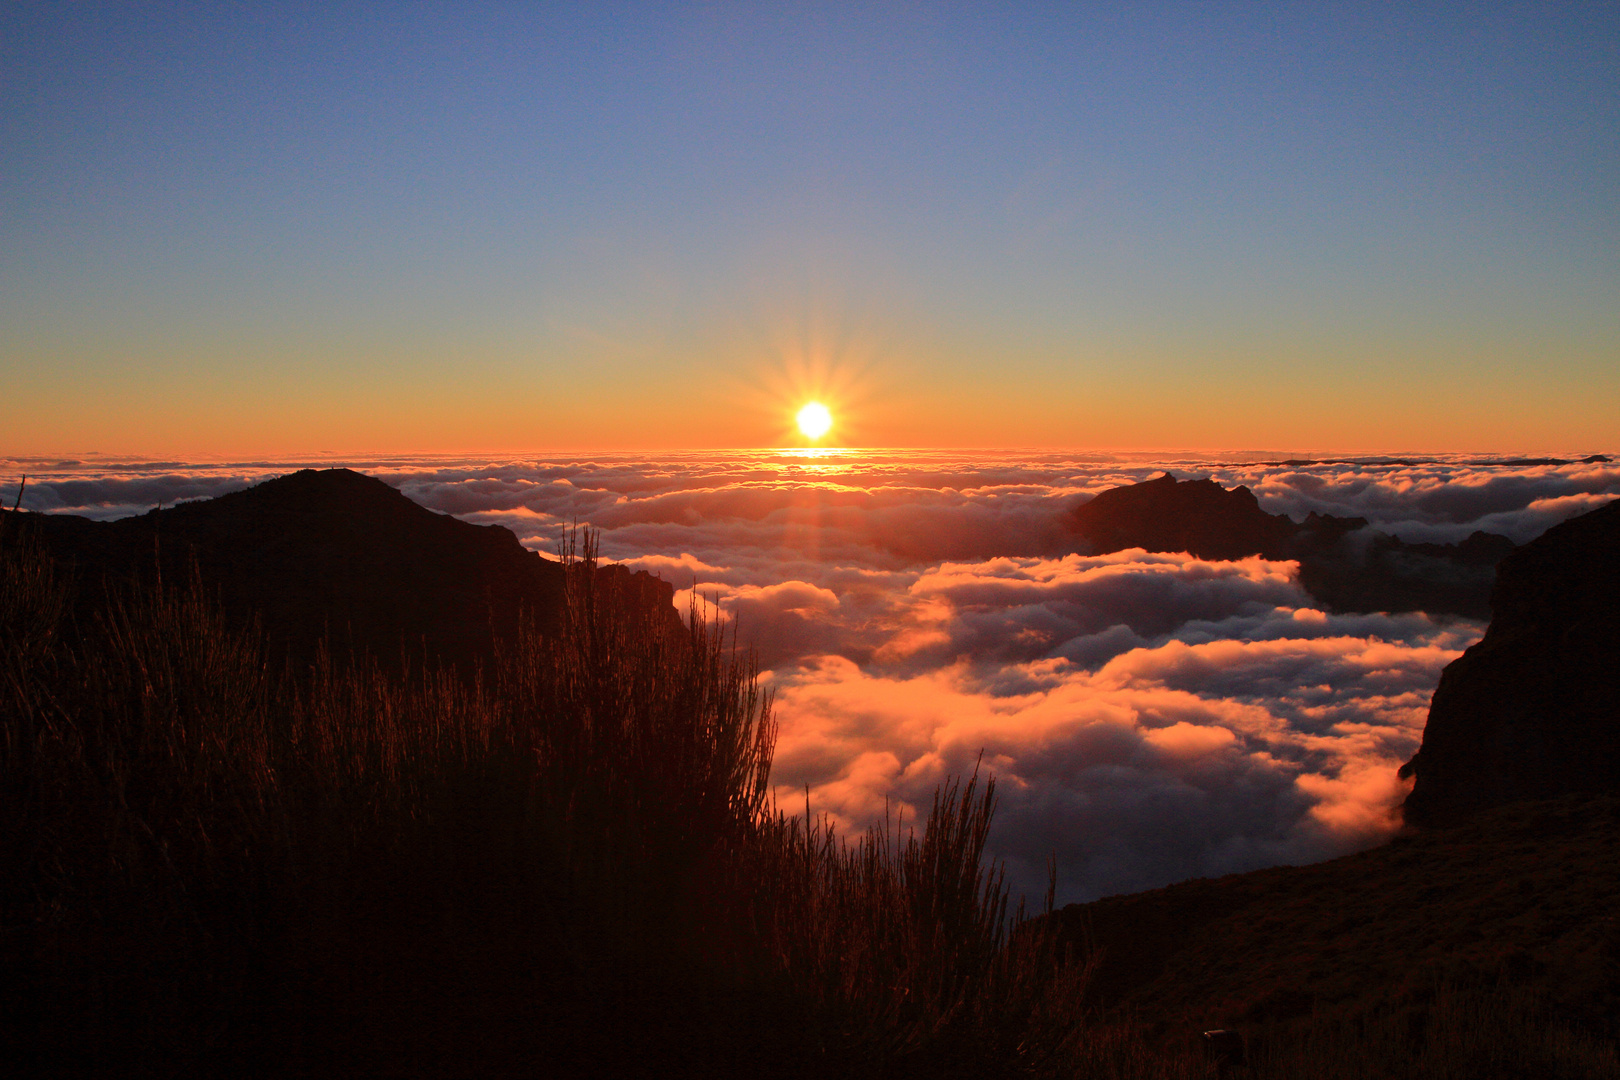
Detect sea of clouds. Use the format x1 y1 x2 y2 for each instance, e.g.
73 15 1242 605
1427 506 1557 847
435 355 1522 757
8 450 1618 903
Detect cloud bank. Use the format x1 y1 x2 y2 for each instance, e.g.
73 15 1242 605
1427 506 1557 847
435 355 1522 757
10 450 1615 901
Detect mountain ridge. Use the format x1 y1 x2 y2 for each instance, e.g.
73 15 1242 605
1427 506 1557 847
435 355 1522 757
1068 472 1516 619
2 467 679 671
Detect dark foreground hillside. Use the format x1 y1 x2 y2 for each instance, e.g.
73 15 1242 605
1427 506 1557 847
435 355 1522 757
1056 795 1620 1033
0 478 1092 1080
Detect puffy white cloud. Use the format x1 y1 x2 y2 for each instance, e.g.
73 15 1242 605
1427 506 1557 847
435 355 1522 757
761 614 1461 903
1227 459 1620 543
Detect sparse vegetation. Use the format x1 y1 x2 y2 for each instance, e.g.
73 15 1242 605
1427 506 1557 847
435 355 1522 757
0 527 1093 1077
2 524 1616 1078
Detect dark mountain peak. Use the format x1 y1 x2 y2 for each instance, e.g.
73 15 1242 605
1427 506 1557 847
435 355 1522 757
228 465 383 496
10 469 681 673
156 468 474 539
1402 498 1620 827
1298 509 1370 538
1072 473 1294 561
1487 497 1620 632
1139 471 1261 510
189 466 406 512
1067 474 1516 619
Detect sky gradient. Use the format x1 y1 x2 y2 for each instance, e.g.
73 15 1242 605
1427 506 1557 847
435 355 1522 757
4 3 1617 455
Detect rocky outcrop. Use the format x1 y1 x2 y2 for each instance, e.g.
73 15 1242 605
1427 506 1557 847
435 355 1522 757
1069 474 1300 561
1068 473 1515 619
1400 499 1620 827
4 468 679 672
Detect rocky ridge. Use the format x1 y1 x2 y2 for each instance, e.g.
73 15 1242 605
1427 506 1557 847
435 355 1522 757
1069 472 1516 619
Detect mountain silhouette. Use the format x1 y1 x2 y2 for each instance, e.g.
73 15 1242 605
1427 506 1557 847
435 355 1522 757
1401 497 1620 827
1068 473 1515 619
3 468 678 671
1068 474 1301 561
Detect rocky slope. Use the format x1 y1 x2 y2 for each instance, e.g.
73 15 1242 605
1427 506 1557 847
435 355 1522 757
1069 473 1515 618
1052 794 1620 1037
1401 498 1620 827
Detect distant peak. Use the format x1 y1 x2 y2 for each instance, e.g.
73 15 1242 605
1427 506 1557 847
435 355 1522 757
221 467 408 505
263 467 391 491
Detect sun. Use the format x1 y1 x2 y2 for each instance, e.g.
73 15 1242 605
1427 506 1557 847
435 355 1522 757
796 401 833 440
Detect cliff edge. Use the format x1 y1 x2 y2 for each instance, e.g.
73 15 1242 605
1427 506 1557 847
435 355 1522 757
1401 498 1620 827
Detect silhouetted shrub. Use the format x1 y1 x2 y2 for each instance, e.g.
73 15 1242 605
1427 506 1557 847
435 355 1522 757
1 529 1091 1077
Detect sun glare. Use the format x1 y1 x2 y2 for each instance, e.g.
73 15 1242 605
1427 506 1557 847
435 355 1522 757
796 401 833 440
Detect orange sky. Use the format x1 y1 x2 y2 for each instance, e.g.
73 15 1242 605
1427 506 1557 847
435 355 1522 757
5 6 1616 458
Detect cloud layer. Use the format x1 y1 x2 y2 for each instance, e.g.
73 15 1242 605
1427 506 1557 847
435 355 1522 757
11 450 1615 901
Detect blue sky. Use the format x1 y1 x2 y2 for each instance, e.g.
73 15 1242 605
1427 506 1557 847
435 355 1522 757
4 2 1617 454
